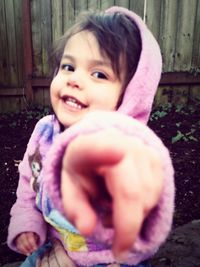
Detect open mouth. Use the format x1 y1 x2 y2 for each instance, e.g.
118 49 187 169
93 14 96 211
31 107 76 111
62 96 87 110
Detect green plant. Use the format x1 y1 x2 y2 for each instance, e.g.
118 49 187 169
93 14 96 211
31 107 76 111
172 129 198 144
150 103 172 121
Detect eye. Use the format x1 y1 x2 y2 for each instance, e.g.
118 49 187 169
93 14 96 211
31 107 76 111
92 71 107 79
61 64 74 72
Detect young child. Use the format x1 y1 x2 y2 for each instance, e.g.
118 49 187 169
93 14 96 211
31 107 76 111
7 6 174 267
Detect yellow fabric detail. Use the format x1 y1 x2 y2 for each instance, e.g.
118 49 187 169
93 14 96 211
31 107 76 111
45 216 88 252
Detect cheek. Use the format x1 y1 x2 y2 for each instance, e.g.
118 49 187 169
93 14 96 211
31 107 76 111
94 92 119 110
50 79 60 100
50 74 64 92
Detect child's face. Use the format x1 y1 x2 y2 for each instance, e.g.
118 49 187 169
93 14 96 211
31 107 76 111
50 31 125 128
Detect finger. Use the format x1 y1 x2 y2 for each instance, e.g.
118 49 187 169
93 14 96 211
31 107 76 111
113 191 144 260
52 239 76 267
65 131 124 172
26 232 38 251
134 147 163 215
111 148 163 259
104 157 144 259
61 169 97 236
16 233 34 255
61 132 125 234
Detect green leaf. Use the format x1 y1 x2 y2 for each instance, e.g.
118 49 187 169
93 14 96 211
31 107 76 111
172 131 185 143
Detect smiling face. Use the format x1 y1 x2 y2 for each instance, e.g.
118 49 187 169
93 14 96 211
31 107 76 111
50 31 125 128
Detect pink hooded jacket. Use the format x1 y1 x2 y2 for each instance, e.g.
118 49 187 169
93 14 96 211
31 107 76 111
7 6 174 266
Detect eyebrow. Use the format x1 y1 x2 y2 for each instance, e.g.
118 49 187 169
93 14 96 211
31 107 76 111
61 54 112 68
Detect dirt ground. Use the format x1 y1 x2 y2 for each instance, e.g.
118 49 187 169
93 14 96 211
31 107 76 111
0 103 200 266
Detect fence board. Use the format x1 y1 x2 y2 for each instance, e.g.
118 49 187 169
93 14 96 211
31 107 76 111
189 85 200 102
5 0 18 86
174 0 197 71
0 95 26 113
191 0 200 74
101 0 115 10
1 0 200 112
43 87 50 105
171 85 190 105
0 87 24 96
31 0 42 76
87 0 101 10
63 0 75 32
146 0 162 41
0 0 8 85
41 0 52 76
74 0 88 16
154 86 173 106
51 0 63 44
159 0 178 72
33 87 50 106
34 88 43 104
129 0 144 18
115 0 129 8
14 0 23 86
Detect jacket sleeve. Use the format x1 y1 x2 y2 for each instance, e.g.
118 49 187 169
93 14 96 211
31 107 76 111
7 118 49 253
43 111 175 263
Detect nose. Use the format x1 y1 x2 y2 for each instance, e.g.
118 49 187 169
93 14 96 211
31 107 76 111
67 72 81 89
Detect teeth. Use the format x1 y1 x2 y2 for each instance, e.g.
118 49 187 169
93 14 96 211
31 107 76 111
65 97 83 109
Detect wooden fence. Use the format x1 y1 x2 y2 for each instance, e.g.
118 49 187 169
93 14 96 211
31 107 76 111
0 0 200 112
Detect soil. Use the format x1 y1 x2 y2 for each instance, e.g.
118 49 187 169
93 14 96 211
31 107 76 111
0 103 200 266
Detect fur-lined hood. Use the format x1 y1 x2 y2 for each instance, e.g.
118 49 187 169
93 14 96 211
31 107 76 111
107 6 162 124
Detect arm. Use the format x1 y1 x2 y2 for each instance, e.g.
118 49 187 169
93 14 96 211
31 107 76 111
43 111 174 263
7 116 53 253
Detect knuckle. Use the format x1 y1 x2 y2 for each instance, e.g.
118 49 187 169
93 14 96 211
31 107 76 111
119 184 141 202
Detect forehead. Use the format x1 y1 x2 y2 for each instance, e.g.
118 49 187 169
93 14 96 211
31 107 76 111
63 31 105 60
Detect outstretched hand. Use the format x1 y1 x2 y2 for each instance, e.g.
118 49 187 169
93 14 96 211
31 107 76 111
61 129 163 260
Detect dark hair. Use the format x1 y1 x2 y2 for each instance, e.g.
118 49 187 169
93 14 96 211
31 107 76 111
53 10 141 89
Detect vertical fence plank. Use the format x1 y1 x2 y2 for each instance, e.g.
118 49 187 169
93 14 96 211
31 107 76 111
0 0 8 85
146 0 162 41
5 0 18 86
115 0 129 8
154 86 173 106
87 0 101 10
74 0 88 16
34 88 43 105
174 0 197 71
191 0 200 74
14 0 23 86
129 0 144 18
101 0 115 10
171 86 189 105
51 0 63 42
159 0 178 72
31 0 42 76
41 0 52 76
63 0 75 32
189 85 200 102
23 0 33 101
43 87 50 106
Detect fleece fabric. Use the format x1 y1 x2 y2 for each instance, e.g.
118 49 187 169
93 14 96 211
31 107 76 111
7 6 174 266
